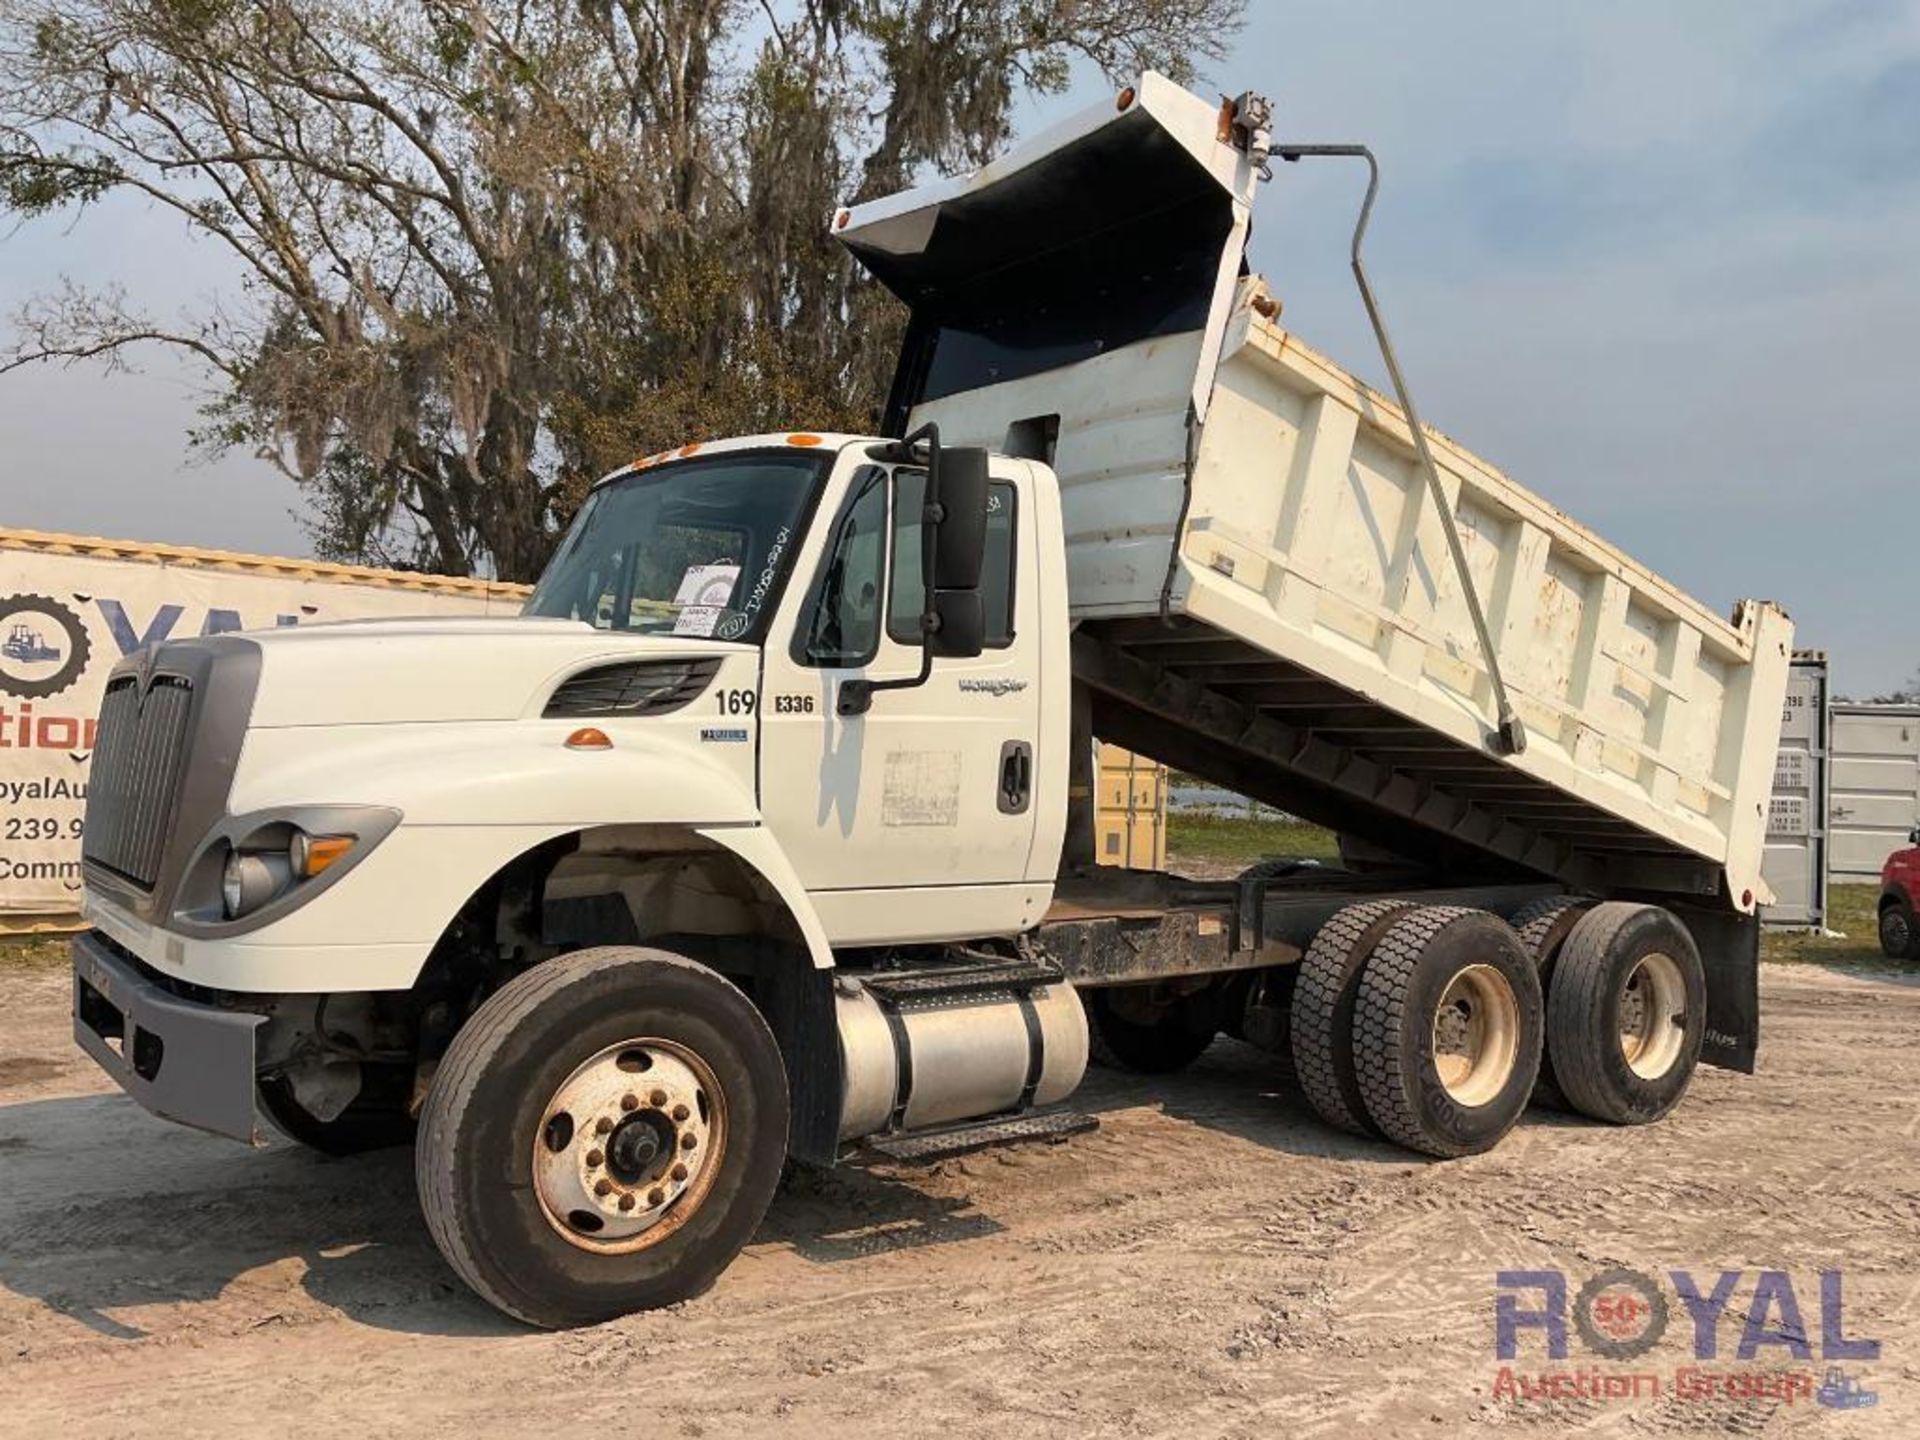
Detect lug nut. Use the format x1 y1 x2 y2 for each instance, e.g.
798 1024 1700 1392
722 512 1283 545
648 1187 666 1207
586 1149 604 1168
594 1178 613 1197
649 1088 669 1107
680 1132 697 1151
618 1194 636 1212
596 1116 613 1135
671 1103 690 1122
621 1093 639 1112
670 1163 688 1182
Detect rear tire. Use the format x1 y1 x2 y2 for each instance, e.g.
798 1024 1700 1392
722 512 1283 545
1505 896 1593 1111
1290 899 1413 1135
1881 900 1919 961
1547 903 1705 1125
1086 984 1220 1073
1352 907 1542 1158
416 946 789 1328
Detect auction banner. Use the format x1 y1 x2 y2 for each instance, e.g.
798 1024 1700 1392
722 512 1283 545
0 530 525 927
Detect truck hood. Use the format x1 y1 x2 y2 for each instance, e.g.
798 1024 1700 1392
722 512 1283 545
233 616 748 727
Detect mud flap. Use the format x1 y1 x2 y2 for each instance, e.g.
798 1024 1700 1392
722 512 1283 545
1672 903 1759 1073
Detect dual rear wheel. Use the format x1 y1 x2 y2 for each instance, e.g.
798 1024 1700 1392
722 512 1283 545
1287 898 1705 1156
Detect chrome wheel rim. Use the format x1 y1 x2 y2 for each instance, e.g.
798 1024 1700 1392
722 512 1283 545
1619 953 1687 1080
532 1038 726 1254
1432 963 1521 1107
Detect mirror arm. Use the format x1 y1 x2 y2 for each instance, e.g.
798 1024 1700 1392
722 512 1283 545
839 423 943 718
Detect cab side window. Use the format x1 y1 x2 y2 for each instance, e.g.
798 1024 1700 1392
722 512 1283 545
887 473 1017 647
798 469 888 666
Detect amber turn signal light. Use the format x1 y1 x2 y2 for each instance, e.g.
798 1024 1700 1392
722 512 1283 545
291 833 354 880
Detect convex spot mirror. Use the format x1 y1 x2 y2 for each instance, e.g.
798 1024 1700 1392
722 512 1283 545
928 590 985 659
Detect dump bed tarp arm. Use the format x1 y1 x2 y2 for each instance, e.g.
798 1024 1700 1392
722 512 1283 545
1274 141 1526 757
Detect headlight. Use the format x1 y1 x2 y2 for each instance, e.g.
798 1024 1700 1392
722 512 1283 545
221 849 293 919
179 807 398 935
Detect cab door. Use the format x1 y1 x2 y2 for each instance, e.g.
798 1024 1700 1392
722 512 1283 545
757 458 1043 933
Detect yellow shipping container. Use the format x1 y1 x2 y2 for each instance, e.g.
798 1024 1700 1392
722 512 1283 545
1095 744 1168 870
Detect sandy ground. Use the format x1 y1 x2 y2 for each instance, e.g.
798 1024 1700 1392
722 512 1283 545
1 954 1916 1438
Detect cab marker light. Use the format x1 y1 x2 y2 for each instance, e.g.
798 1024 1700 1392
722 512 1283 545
566 727 614 750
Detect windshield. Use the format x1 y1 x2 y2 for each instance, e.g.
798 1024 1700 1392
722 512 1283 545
526 452 826 640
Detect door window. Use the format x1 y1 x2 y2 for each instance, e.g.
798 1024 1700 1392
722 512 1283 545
797 468 889 666
887 473 1018 647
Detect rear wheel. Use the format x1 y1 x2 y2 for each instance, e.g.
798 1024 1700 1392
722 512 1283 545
1881 900 1919 961
1086 983 1221 1073
1547 903 1705 1125
1351 907 1543 1157
1505 896 1593 1110
416 946 789 1328
1290 899 1412 1135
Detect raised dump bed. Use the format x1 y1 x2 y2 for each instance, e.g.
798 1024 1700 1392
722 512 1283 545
839 72 1791 917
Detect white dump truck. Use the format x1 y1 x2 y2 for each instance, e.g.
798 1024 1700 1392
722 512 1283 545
71 75 1792 1328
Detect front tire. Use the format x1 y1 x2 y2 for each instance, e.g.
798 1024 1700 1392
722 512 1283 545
416 946 789 1329
1881 900 1919 961
258 1073 416 1156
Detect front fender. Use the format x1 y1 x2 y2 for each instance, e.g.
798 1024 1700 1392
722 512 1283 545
119 721 836 992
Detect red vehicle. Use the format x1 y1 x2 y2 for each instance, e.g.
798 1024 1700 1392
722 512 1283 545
1881 828 1920 959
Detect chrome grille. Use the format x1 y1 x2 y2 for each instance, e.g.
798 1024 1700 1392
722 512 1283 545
83 673 196 889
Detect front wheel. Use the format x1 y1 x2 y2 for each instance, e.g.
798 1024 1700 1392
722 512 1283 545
1881 901 1919 961
416 946 790 1329
258 1072 416 1156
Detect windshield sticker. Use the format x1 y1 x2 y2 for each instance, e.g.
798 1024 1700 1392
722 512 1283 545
673 606 722 637
715 613 750 640
673 564 741 609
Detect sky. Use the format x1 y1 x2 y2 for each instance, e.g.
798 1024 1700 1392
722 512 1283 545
1 1 1916 696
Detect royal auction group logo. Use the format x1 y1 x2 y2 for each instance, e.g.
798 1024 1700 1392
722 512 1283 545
0 594 91 700
1494 1267 1881 1410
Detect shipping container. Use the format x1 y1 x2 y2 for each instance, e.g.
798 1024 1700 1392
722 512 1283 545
1094 744 1168 869
1762 652 1829 929
0 527 528 929
1829 703 1920 882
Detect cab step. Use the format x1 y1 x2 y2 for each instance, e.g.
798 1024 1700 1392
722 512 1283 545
857 958 1066 1006
864 1108 1098 1164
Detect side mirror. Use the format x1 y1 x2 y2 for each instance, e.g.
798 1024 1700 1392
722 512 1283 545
932 447 990 591
1909 825 1920 847
836 426 989 714
928 590 985 659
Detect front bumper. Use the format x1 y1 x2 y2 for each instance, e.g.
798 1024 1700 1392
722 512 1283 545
72 930 266 1144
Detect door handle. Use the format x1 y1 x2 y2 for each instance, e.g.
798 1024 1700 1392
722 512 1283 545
998 740 1033 815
